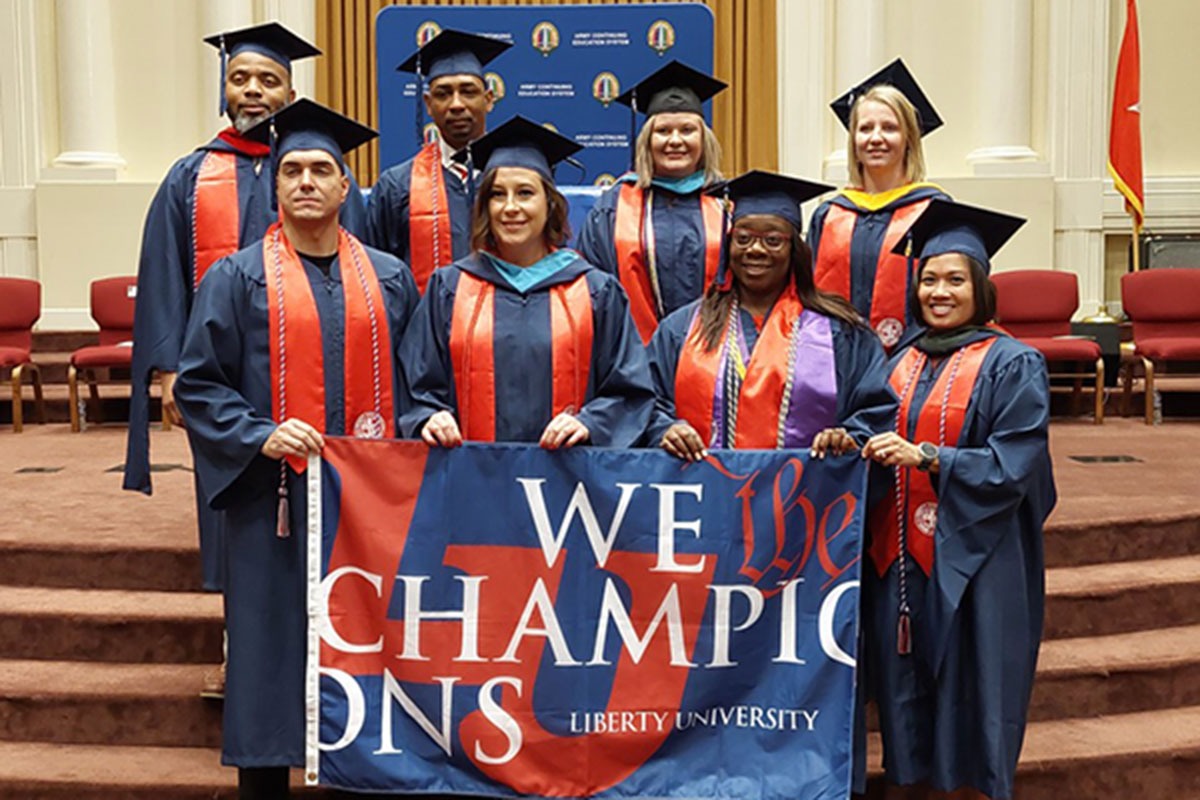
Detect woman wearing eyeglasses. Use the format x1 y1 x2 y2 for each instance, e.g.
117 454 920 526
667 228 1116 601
645 171 895 460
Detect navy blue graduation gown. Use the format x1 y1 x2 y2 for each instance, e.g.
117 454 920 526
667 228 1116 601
865 330 1055 799
364 155 474 274
575 181 714 320
122 135 367 591
399 251 654 446
808 186 948 325
174 240 417 768
645 300 898 449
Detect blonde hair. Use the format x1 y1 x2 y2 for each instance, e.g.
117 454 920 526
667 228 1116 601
633 112 723 189
846 84 926 188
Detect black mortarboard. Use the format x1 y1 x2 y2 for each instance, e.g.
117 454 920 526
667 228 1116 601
204 22 320 116
706 170 834 230
614 60 726 116
891 198 1025 273
396 29 511 84
244 98 377 172
454 116 582 183
830 58 943 136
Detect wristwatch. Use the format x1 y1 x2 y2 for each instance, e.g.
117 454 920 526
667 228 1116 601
916 442 938 472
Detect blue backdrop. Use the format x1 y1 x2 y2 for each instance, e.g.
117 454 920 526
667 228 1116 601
375 4 715 187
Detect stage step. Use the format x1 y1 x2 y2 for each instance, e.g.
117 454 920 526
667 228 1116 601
1044 512 1200 569
0 540 203 593
1031 624 1200 721
863 705 1200 799
0 585 222 663
1044 553 1200 639
0 660 221 748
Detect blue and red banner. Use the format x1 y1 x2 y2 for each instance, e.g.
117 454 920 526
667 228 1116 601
305 439 866 800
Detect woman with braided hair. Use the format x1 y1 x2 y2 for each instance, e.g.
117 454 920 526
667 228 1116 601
645 170 895 461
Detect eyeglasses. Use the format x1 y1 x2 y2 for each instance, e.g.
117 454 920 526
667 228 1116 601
730 228 790 252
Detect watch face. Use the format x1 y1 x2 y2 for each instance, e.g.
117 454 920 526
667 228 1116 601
920 442 937 459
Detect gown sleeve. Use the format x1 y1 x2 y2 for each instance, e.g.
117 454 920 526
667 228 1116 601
574 192 618 276
573 275 655 447
926 346 1056 670
807 200 831 266
175 260 279 510
832 320 898 445
364 166 410 262
397 270 457 438
644 307 693 447
378 258 421 433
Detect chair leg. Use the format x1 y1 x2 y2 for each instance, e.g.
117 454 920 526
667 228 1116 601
68 364 81 432
11 365 24 433
1121 360 1132 417
158 371 172 432
30 364 45 424
86 369 103 424
1071 368 1083 417
1094 358 1104 424
1143 357 1156 425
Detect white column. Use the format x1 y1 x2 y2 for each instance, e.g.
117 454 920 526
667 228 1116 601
0 0 42 278
1047 0 1109 314
823 0 886 183
966 0 1044 174
264 0 317 100
200 0 255 127
777 0 831 188
51 0 124 173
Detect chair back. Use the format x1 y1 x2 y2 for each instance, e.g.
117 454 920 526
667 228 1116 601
1121 268 1200 341
0 276 41 350
90 276 137 346
993 269 1078 338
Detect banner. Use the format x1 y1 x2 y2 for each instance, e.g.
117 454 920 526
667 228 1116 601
306 439 866 800
376 4 715 186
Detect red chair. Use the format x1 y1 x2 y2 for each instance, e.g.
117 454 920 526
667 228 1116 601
993 269 1104 423
0 276 46 432
1120 268 1200 425
68 276 147 432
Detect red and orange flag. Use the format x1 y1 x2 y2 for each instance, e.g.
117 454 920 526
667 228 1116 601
1108 0 1144 232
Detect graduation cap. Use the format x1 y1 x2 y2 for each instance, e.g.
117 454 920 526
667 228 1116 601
891 198 1025 273
614 60 727 117
204 22 321 116
243 98 377 173
830 58 943 136
396 29 511 85
454 115 582 182
707 170 834 230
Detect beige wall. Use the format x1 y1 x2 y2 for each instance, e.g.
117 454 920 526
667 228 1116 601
7 0 1200 327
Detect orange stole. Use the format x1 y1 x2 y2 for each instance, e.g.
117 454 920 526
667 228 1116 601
193 151 240 288
263 224 396 473
407 143 454 295
613 184 724 344
812 199 931 346
867 338 997 577
450 271 594 442
674 287 803 449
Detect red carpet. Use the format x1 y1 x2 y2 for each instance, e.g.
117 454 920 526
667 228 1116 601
1 419 1197 798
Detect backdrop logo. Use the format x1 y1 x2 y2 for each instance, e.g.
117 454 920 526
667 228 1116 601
592 72 620 107
532 22 560 56
648 20 676 56
422 122 441 145
594 173 617 188
416 21 442 47
485 72 506 102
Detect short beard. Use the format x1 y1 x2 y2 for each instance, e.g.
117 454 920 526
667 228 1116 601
230 108 269 134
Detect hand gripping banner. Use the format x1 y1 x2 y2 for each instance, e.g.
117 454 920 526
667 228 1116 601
306 439 867 800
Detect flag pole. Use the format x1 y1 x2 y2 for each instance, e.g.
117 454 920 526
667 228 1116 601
1132 219 1141 271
